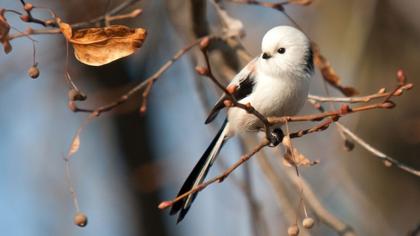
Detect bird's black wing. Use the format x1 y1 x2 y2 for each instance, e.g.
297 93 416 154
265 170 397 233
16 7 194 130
205 58 257 124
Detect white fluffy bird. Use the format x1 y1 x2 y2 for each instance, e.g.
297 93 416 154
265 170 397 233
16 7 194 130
170 25 314 222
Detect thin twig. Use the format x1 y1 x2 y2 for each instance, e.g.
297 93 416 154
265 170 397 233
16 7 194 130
73 35 219 115
71 0 142 28
335 122 420 177
308 93 420 177
158 139 270 209
269 79 412 125
308 83 412 103
9 0 143 40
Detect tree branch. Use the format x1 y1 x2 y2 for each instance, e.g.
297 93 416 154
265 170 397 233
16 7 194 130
158 139 270 209
335 122 420 177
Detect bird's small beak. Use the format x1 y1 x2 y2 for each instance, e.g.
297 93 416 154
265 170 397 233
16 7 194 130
262 52 271 60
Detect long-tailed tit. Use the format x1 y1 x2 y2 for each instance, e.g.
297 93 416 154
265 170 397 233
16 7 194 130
170 26 314 222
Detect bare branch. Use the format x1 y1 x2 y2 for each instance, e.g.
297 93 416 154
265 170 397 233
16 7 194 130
308 83 412 103
9 0 144 40
158 139 270 209
335 122 420 177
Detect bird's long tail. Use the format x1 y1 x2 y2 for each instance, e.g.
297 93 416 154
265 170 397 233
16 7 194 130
170 119 228 223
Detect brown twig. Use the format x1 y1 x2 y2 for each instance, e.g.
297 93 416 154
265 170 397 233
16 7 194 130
158 139 270 209
269 102 394 125
307 72 420 177
225 0 309 11
71 0 142 28
73 35 218 115
19 0 52 27
308 83 412 103
335 122 420 177
268 79 412 126
9 0 143 40
62 113 96 219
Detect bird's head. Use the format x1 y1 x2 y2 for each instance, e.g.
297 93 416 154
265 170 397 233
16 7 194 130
258 26 313 78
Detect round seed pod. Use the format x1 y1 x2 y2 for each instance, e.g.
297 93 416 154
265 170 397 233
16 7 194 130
28 66 40 79
287 224 299 236
74 212 88 227
302 217 315 229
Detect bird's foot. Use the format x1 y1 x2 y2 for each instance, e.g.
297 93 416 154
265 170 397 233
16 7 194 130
268 128 284 147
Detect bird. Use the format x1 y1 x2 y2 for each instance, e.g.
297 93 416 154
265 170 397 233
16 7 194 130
170 25 314 223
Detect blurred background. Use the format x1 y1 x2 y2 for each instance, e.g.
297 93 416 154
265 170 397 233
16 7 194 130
0 0 419 236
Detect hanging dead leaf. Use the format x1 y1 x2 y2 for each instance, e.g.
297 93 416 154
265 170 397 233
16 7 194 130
0 9 12 54
57 18 147 66
312 43 357 97
69 135 80 156
282 135 319 167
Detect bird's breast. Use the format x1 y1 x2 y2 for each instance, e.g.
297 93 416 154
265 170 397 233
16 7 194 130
251 73 309 117
227 73 309 135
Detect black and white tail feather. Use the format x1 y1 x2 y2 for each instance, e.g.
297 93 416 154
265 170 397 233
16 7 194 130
169 118 228 223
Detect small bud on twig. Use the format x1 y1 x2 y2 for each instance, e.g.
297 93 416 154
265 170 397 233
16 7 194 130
404 83 414 90
73 212 88 227
396 69 406 85
20 15 30 22
24 3 33 11
68 101 78 112
288 0 313 6
195 66 209 76
393 89 403 96
223 99 233 107
45 19 55 26
226 84 238 94
199 37 210 51
158 201 172 209
381 101 396 109
340 104 351 115
384 160 392 167
130 9 143 17
378 88 386 94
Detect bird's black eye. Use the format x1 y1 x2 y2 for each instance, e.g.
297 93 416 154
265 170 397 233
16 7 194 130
277 47 286 54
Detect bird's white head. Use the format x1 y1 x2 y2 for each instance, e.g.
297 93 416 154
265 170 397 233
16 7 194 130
258 26 313 78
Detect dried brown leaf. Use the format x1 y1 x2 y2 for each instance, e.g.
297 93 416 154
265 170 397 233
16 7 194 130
69 135 80 156
57 18 147 66
312 43 358 97
0 9 12 54
282 135 319 167
57 18 72 39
